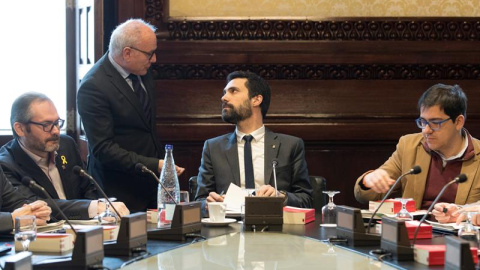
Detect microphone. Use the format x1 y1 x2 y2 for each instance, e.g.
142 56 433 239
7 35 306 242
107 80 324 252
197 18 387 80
272 159 279 197
366 165 422 234
412 173 468 245
135 163 177 204
72 165 122 218
21 176 77 236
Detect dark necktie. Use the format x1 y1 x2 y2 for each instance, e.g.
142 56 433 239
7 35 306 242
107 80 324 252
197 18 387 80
128 74 151 122
243 135 255 189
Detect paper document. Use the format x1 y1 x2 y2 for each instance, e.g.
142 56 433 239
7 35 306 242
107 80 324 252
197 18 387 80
223 183 252 212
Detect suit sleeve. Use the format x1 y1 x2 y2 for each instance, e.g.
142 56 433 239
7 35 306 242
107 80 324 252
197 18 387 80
195 140 215 202
284 139 313 208
77 80 159 174
0 164 91 220
354 137 405 204
0 168 26 234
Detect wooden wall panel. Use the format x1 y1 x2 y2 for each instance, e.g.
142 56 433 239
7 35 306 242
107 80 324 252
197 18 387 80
84 1 480 207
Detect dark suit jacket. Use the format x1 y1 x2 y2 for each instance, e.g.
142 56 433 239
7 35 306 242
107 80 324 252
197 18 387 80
0 135 97 220
0 167 29 234
195 128 313 208
77 53 162 212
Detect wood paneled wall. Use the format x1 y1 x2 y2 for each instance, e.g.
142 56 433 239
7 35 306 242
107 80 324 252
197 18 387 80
110 0 480 208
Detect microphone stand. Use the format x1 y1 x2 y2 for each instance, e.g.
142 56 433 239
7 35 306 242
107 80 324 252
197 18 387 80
72 166 122 218
412 174 467 245
366 167 420 234
137 164 178 204
22 177 77 236
272 159 279 197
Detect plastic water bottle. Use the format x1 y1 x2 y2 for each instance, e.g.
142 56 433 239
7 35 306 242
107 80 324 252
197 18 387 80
158 144 180 228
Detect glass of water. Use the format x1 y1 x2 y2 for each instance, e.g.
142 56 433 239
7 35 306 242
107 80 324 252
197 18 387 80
15 215 37 251
98 198 119 225
458 211 480 248
321 191 340 227
395 198 414 220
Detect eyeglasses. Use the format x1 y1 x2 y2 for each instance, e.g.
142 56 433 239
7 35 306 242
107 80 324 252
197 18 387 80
128 46 156 60
415 117 451 131
26 119 65 132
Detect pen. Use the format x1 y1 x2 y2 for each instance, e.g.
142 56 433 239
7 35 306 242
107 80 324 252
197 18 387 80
219 190 225 196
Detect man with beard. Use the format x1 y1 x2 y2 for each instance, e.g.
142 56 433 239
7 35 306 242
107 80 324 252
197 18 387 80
0 92 130 220
195 71 313 211
354 84 480 215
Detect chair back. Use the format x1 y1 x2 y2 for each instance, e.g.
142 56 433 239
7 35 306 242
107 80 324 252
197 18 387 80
309 176 327 213
188 176 198 202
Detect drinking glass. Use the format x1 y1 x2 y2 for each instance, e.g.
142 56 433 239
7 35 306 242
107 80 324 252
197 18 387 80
98 198 119 225
321 191 340 227
14 215 37 251
395 198 413 220
458 211 480 248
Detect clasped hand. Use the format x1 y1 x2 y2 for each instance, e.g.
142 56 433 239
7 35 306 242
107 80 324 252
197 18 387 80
12 200 51 226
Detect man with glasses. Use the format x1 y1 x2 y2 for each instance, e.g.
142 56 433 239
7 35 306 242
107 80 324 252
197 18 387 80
77 19 184 212
354 84 480 211
0 92 129 220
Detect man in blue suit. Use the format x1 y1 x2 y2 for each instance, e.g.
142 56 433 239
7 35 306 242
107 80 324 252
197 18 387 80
195 71 312 209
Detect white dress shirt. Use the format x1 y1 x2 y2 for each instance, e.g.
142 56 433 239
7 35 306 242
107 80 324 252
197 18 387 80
236 125 265 188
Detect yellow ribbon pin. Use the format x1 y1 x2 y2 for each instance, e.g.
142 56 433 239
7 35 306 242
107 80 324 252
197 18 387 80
61 155 68 168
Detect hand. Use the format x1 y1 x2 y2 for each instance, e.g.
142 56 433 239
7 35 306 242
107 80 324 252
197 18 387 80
29 200 51 222
206 192 225 203
175 165 185 176
158 160 185 176
111 202 130 217
454 205 480 225
363 169 396 193
432 203 459 223
11 200 51 226
255 185 283 197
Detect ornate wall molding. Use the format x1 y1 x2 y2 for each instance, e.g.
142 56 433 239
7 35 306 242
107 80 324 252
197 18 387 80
152 64 480 80
145 2 480 41
162 20 480 41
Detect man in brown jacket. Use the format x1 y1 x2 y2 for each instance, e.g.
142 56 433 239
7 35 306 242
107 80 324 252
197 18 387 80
354 84 480 211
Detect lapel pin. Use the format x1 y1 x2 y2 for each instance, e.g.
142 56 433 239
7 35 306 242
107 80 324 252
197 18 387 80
60 155 68 169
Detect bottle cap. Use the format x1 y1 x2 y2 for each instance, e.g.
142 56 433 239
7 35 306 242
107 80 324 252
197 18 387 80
165 144 173 150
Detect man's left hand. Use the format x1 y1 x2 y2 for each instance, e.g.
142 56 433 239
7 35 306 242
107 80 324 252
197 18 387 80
255 185 285 198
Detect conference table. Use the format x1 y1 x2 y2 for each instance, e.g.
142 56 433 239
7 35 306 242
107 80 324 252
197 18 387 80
0 213 464 269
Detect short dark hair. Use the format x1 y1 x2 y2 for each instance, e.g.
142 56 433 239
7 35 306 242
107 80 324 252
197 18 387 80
226 71 271 118
417 84 467 121
11 92 52 138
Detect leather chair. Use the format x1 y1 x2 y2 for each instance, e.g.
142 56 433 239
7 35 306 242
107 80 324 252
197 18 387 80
188 176 198 202
309 176 327 213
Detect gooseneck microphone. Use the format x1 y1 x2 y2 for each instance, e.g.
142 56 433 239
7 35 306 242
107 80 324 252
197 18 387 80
366 165 422 234
135 163 177 204
72 165 122 219
412 173 468 245
272 159 279 197
21 176 77 236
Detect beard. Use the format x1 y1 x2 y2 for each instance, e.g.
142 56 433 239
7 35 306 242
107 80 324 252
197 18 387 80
222 99 253 124
26 134 60 153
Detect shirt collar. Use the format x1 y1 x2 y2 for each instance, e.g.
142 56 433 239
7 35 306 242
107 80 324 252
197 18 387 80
108 52 130 80
236 125 265 143
422 128 471 161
